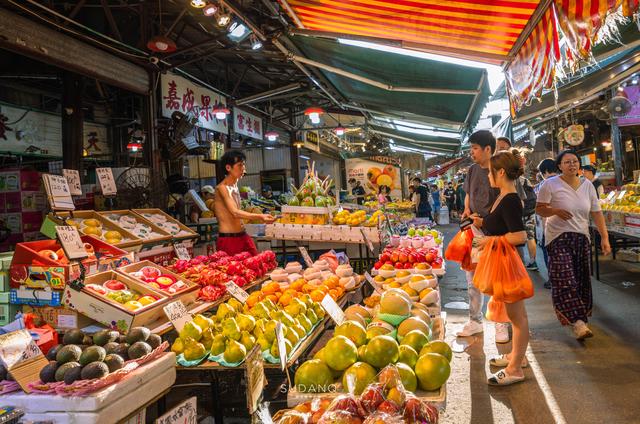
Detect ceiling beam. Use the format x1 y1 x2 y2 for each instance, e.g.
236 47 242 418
63 0 86 26
236 83 302 105
100 0 122 42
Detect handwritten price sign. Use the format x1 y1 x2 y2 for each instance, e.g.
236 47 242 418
321 294 345 326
56 226 88 260
62 169 82 196
173 243 191 261
298 246 313 267
43 174 75 210
96 167 117 196
162 301 192 332
224 281 249 304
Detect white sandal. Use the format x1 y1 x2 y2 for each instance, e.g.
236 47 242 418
489 354 528 368
488 369 525 386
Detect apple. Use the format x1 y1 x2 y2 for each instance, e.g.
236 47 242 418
104 279 127 291
404 262 412 269
425 253 435 264
394 262 403 269
398 252 408 263
390 252 399 263
432 258 442 269
138 295 156 306
141 266 161 280
380 253 391 263
123 300 143 311
374 261 383 269
156 275 177 287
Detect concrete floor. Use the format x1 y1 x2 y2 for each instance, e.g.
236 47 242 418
439 224 640 424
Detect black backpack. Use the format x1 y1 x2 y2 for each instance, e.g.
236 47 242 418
522 179 537 216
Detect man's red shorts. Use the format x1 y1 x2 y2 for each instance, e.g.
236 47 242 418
216 232 258 256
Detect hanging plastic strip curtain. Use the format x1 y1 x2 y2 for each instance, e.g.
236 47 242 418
505 5 560 115
555 0 640 67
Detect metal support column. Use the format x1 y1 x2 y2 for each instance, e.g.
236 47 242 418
611 89 624 186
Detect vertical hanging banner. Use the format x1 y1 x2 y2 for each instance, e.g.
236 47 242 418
161 72 228 134
233 108 263 141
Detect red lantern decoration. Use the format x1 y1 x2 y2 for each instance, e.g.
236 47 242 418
304 107 324 124
146 35 177 53
212 105 230 120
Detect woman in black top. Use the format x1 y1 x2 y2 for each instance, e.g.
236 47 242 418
471 150 528 386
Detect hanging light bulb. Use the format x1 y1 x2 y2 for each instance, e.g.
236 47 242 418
127 142 143 152
212 104 230 119
216 9 231 27
203 3 218 16
294 141 304 148
334 127 345 136
265 131 278 142
250 34 262 50
191 0 206 8
304 107 324 125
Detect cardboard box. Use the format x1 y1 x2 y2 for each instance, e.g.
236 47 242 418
117 260 199 307
63 270 169 333
22 305 79 329
0 170 41 193
10 286 62 306
98 210 172 251
9 235 129 290
132 208 198 241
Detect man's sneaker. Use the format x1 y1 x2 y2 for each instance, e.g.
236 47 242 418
456 320 484 337
495 323 510 343
526 262 539 271
572 320 593 340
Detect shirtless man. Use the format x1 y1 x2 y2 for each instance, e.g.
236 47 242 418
214 150 274 255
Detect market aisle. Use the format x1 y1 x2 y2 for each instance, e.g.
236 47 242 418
439 224 640 424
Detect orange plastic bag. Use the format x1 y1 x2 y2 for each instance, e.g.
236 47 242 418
445 228 473 263
486 297 510 323
473 237 533 303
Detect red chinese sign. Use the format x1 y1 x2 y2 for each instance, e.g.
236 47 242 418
233 108 263 140
161 73 228 134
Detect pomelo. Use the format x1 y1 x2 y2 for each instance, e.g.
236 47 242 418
324 336 358 371
364 335 399 368
342 362 377 395
401 330 430 353
295 359 334 393
397 344 418 369
395 362 418 392
420 340 452 362
379 291 411 316
411 308 432 326
415 353 450 391
397 317 431 340
335 320 367 347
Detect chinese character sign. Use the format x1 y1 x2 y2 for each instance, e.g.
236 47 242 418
233 108 263 140
161 73 228 134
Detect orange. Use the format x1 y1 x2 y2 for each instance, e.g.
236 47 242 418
262 282 280 294
302 284 315 294
329 289 338 300
310 290 325 302
279 293 293 306
265 294 278 303
246 293 262 308
324 278 339 289
291 279 306 291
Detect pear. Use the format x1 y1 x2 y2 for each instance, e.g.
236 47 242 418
306 308 319 325
179 321 203 342
222 317 241 341
298 315 313 332
292 323 306 339
253 319 266 338
171 337 184 354
300 294 313 308
264 320 278 343
285 328 300 346
183 337 206 361
200 327 215 350
224 339 247 363
312 303 326 319
227 298 243 312
249 303 269 319
279 311 295 327
292 298 307 314
236 313 256 332
263 299 276 311
270 338 292 359
240 331 256 351
216 303 236 322
193 314 214 330
210 334 226 356
256 335 271 351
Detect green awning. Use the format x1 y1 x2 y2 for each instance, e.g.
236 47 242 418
369 125 460 153
287 35 491 135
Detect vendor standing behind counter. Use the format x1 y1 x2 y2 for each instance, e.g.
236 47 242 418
214 151 274 255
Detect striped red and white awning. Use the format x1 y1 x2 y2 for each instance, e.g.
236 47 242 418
279 0 541 63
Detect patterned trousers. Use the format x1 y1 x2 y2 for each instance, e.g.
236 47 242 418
547 232 592 325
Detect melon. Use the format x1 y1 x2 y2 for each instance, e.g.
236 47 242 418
379 291 411 316
397 317 430 339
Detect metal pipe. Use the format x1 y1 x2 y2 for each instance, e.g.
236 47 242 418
236 83 302 105
279 0 305 29
286 52 478 95
218 0 267 41
462 73 486 127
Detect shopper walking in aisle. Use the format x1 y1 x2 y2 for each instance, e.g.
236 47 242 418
412 177 433 221
444 182 456 220
535 159 558 289
470 150 531 385
431 184 441 224
536 150 611 340
458 130 501 340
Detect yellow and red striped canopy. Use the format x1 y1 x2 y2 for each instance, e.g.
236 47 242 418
279 0 541 62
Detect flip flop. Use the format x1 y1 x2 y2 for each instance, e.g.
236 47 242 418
488 369 525 386
489 354 529 368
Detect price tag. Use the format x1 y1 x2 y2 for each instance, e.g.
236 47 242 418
162 300 192 333
605 191 616 203
364 272 382 294
360 228 375 253
245 345 266 414
275 321 287 371
224 281 249 304
43 174 75 210
55 226 88 260
298 246 313 267
156 396 197 424
617 190 627 201
173 243 191 261
321 294 345 325
62 169 82 196
0 330 49 393
96 167 117 196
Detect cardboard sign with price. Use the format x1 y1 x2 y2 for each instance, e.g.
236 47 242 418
245 345 266 414
275 322 288 371
62 169 82 196
364 272 382 294
224 281 249 304
156 396 197 424
162 301 192 332
298 246 313 267
173 243 191 261
321 294 345 325
96 167 117 196
43 174 75 210
0 330 49 393
56 226 88 260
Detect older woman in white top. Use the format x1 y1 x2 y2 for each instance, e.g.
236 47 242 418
536 150 611 340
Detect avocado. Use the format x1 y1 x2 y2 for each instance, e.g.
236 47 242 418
104 342 119 354
39 361 58 383
78 344 90 351
56 345 82 364
63 329 85 345
93 330 120 346
46 345 61 361
79 346 106 366
82 335 93 345
104 354 125 373
114 343 130 360
128 341 152 360
126 327 150 344
147 334 162 350
55 361 81 382
63 366 84 385
80 361 109 380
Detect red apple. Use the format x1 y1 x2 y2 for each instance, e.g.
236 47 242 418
390 252 399 263
394 262 403 269
104 280 127 291
424 253 435 264
398 252 408 263
380 253 390 263
404 262 412 269
374 261 383 270
377 400 401 415
408 253 418 264
141 266 161 280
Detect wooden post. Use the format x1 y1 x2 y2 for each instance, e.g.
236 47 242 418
290 130 300 186
61 72 84 173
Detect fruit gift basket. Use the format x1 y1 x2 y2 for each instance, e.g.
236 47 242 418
117 260 199 306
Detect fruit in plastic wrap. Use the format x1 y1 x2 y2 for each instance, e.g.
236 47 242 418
359 383 385 414
403 394 439 424
317 410 362 424
362 412 405 424
326 394 363 417
276 410 310 424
